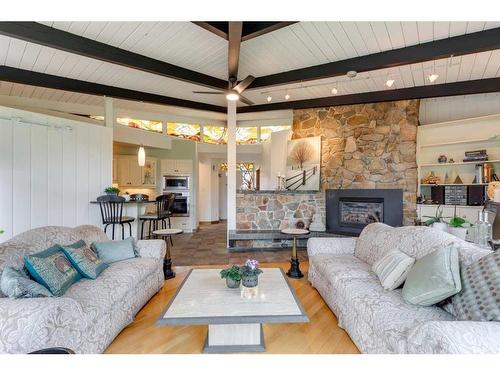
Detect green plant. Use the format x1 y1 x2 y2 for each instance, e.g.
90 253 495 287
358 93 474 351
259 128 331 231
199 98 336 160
104 186 120 194
423 206 448 226
220 265 242 281
447 206 472 228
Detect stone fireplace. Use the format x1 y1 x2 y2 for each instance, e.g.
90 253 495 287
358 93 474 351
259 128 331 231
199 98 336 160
326 189 403 235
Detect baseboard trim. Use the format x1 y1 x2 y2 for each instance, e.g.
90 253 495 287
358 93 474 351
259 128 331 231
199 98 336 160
199 220 220 224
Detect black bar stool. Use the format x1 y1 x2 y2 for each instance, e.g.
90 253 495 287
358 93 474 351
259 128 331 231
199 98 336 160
97 195 135 240
139 193 176 240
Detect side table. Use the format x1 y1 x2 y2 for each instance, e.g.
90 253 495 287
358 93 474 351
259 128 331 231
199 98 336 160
280 228 310 279
153 228 183 279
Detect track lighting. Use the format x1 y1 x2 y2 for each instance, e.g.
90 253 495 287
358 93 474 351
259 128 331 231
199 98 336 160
428 74 439 83
385 79 395 88
266 96 272 102
285 93 290 100
331 87 338 95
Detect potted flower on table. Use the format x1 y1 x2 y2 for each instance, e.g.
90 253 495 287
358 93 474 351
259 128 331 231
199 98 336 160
423 205 448 232
240 259 263 288
447 207 472 240
220 265 242 289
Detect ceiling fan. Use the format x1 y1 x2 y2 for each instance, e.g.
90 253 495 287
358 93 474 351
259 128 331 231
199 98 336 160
192 22 255 105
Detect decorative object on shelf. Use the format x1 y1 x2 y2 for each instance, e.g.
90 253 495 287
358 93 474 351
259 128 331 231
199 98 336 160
472 210 492 249
276 172 286 190
473 164 484 184
463 149 488 163
137 145 146 167
423 206 448 232
483 163 493 183
220 265 242 289
295 220 305 229
446 206 472 240
438 155 448 164
445 185 467 205
487 181 500 201
453 174 463 184
444 172 451 184
104 186 120 196
309 213 326 232
448 158 455 163
422 171 440 185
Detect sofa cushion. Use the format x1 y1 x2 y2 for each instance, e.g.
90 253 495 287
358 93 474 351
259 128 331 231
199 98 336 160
354 223 393 265
91 237 137 264
310 254 377 285
0 266 53 298
334 277 453 353
402 245 461 306
24 245 81 297
451 251 500 322
372 250 415 290
61 240 108 279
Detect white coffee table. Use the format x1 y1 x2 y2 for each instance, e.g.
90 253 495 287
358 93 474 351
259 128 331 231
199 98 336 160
157 268 309 353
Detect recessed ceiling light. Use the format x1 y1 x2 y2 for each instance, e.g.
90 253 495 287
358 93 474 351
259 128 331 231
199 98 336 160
266 95 272 102
331 87 338 95
386 79 395 88
285 93 291 100
226 92 239 101
428 74 439 83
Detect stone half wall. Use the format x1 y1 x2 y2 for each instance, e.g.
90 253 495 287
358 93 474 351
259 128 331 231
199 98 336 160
292 99 419 225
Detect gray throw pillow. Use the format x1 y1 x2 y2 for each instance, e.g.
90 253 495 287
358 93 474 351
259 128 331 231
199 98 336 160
402 245 461 306
91 237 137 264
451 251 500 321
0 266 53 298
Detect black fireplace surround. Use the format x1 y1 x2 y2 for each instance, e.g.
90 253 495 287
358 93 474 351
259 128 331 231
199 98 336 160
326 189 403 236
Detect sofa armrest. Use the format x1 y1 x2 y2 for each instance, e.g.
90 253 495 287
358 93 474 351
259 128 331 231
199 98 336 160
0 297 88 354
407 320 500 354
135 240 166 259
307 237 357 257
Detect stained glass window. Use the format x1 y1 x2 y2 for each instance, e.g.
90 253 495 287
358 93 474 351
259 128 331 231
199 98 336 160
166 123 201 141
260 125 292 141
116 118 163 133
203 126 227 144
236 127 258 145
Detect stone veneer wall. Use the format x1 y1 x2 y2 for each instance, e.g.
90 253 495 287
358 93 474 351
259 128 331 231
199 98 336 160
292 100 419 225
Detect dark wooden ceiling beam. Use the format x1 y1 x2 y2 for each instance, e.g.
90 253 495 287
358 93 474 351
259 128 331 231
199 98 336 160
238 77 500 113
192 22 228 40
0 22 228 90
0 66 227 113
228 22 243 80
241 22 297 41
249 27 500 89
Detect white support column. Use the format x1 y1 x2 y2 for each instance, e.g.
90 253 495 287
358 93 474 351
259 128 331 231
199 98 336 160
227 101 237 232
104 96 114 128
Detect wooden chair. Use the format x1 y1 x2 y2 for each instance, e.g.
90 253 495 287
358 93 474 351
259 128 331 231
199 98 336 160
97 195 135 240
139 193 176 240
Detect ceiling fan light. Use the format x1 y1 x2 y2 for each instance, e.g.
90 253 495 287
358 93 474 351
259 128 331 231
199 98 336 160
385 79 395 88
226 92 239 101
266 96 272 102
428 74 439 83
331 87 338 95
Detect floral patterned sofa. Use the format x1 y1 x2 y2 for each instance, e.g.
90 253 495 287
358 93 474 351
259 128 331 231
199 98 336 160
0 225 165 354
308 222 500 354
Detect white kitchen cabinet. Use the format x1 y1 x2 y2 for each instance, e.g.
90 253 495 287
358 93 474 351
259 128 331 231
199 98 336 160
116 156 157 188
160 159 193 175
141 158 157 188
112 158 118 183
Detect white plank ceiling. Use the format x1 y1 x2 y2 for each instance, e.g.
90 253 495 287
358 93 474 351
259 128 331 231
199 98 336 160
0 21 499 108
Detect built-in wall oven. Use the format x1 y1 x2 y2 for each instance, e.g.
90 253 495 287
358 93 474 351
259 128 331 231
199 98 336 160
163 175 190 191
164 190 190 217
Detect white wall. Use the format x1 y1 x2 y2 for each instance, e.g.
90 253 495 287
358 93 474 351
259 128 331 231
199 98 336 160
259 129 291 190
0 106 112 241
197 157 220 222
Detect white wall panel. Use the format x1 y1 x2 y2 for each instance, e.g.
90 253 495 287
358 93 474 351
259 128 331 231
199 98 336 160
0 106 112 241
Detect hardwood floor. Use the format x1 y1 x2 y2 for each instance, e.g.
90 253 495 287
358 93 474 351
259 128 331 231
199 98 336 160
171 222 309 266
105 262 359 354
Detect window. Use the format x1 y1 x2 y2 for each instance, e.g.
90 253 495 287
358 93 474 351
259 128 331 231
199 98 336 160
260 125 291 141
219 162 255 190
236 127 258 145
203 126 227 144
116 118 162 133
166 123 201 141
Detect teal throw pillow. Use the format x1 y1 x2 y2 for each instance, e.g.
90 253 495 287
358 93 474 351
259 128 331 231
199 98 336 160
91 237 137 264
0 266 53 298
24 245 81 297
402 245 462 306
60 240 108 279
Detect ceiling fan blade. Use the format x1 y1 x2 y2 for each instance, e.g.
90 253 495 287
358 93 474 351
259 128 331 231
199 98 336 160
233 75 255 94
238 94 254 106
228 22 243 80
192 91 224 94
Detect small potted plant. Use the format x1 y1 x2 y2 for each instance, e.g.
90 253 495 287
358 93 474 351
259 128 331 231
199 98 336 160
423 205 448 232
447 207 472 240
240 259 263 288
220 265 242 289
104 186 120 196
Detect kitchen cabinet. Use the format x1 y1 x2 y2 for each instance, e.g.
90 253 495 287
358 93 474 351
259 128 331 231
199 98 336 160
160 159 192 175
116 156 157 188
112 158 118 183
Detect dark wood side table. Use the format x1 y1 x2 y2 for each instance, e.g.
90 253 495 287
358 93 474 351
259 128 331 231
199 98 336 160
280 228 310 279
153 228 183 279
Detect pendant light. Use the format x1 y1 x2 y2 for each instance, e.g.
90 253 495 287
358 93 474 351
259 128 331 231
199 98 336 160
138 145 146 167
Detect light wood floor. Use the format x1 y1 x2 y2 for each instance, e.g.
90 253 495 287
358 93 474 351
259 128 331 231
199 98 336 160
105 262 359 354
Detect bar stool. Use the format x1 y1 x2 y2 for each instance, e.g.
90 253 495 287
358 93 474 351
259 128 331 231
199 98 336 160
139 193 176 239
97 195 135 240
280 228 309 279
153 228 183 279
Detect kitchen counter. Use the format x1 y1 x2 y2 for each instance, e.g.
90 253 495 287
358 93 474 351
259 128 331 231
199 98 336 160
90 200 155 204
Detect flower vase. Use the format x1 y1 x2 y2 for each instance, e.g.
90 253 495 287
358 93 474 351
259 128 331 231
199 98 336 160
226 278 241 289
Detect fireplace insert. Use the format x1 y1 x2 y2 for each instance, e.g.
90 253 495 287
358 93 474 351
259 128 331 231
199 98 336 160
326 189 403 235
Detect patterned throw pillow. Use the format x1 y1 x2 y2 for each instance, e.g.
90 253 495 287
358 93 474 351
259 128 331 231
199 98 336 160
451 251 500 321
372 250 415 290
0 266 53 298
24 245 81 297
60 240 108 279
